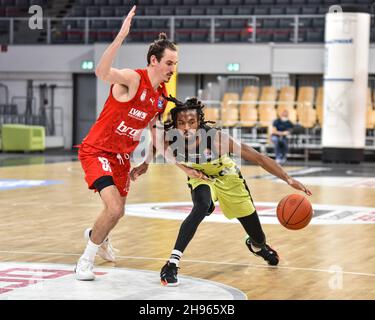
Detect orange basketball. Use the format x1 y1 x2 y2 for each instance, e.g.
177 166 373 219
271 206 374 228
276 194 313 230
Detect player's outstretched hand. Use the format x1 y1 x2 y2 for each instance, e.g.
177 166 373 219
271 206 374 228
287 178 312 196
118 5 136 39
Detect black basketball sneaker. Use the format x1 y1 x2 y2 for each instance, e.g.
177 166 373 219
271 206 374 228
160 261 179 286
245 236 279 266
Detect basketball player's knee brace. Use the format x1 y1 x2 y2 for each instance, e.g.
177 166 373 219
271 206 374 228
93 175 115 193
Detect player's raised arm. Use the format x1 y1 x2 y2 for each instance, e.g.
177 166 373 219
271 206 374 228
95 6 137 85
215 131 312 196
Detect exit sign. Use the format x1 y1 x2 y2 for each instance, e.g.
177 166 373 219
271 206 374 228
227 63 240 72
81 60 94 70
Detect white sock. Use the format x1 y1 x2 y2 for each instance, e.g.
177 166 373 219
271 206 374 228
82 239 100 262
169 249 183 267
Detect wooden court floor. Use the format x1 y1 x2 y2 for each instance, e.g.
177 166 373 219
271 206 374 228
0 161 374 299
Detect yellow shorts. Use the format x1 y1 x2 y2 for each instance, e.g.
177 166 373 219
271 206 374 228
188 171 256 219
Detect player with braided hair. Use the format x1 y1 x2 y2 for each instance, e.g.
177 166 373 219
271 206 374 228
133 95 311 286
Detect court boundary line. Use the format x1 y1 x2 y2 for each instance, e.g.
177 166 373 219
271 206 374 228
0 249 374 278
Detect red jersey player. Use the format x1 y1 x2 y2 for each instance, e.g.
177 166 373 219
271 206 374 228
75 6 178 280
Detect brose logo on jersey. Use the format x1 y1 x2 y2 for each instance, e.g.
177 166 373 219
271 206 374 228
129 108 147 121
116 121 141 138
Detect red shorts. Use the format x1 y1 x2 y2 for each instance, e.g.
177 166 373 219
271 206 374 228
78 144 131 197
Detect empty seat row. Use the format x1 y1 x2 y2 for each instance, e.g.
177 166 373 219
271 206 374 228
68 5 335 17
51 27 324 43
1 0 45 6
75 0 373 6
63 17 325 30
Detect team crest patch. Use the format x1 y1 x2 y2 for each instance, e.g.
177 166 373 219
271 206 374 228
140 89 147 101
157 98 164 109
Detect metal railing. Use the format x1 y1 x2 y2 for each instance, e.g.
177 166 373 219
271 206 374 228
0 14 328 44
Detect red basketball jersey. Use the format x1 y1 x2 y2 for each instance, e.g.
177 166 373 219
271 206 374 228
82 69 167 154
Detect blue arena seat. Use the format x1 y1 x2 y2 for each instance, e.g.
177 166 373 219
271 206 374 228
90 20 107 29
291 0 304 4
107 19 122 29
167 0 182 5
198 0 212 5
212 0 227 5
108 0 122 5
222 7 237 15
312 18 324 28
302 6 317 14
191 30 209 42
285 7 300 14
78 0 93 5
253 7 269 15
237 7 253 15
151 19 169 29
191 7 206 15
182 19 199 28
261 19 279 28
175 7 191 15
160 7 175 15
206 7 222 15
100 7 115 17
94 0 108 5
262 0 275 4
145 7 160 15
15 0 28 6
137 0 153 5
230 19 248 28
216 19 231 28
175 31 191 42
182 0 197 5
154 0 167 5
135 19 151 29
86 6 100 17
270 7 285 15
299 17 313 28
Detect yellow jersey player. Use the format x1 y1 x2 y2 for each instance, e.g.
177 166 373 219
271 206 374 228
131 95 312 286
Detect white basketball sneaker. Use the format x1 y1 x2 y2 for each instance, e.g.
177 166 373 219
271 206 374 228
84 228 116 262
74 257 95 281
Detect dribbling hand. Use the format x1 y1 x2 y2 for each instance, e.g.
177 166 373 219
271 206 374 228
287 178 312 196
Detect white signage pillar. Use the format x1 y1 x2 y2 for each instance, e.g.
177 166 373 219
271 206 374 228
322 7 370 163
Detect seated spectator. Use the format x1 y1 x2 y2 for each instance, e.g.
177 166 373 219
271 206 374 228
271 109 294 164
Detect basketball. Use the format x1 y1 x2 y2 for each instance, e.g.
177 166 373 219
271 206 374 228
277 194 313 230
